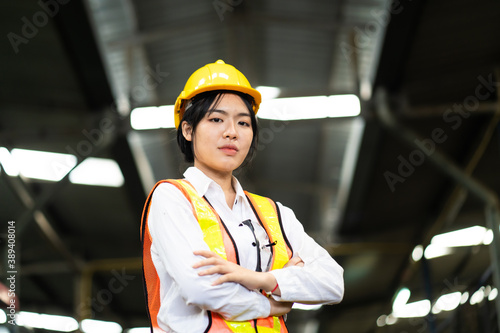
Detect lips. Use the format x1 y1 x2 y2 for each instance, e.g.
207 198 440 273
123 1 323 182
219 144 239 155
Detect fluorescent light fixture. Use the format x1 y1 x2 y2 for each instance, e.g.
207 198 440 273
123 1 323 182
393 300 431 318
125 328 151 333
0 147 20 176
130 105 175 130
81 319 122 333
69 157 124 187
385 313 398 325
392 288 430 318
431 292 462 314
416 226 493 261
470 287 485 305
0 309 6 324
412 245 424 262
11 148 77 181
292 303 322 311
376 315 387 327
424 244 453 260
130 94 360 130
376 314 398 327
256 86 281 100
483 229 494 245
461 291 469 304
431 226 491 247
2 148 123 187
484 285 492 297
257 94 360 121
489 288 498 301
15 311 79 332
393 288 411 310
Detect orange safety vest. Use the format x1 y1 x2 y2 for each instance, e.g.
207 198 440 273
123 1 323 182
141 179 293 333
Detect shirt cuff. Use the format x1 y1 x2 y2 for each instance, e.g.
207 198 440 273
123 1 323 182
268 267 301 302
257 292 272 318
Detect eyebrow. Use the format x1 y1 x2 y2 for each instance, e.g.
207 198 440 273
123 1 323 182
208 109 251 118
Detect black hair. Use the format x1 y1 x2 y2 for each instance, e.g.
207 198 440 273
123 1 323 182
176 90 259 167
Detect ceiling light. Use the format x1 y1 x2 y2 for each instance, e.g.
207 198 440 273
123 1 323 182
0 147 20 176
431 292 462 314
257 94 360 121
470 287 485 305
10 148 77 181
484 285 492 297
488 288 498 301
483 229 494 245
130 94 360 130
393 288 411 311
15 311 79 332
431 226 491 247
69 157 124 187
255 86 281 100
385 313 398 325
125 328 151 333
424 244 453 260
392 288 430 318
461 291 469 304
412 245 424 262
81 319 122 333
3 148 124 188
291 303 322 311
393 300 431 318
130 105 175 130
376 315 387 327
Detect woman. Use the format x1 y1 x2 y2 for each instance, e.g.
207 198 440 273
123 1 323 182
141 60 344 333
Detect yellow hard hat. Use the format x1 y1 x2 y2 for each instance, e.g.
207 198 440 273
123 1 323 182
174 59 262 128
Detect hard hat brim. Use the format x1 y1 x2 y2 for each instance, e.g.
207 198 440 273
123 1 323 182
174 86 261 128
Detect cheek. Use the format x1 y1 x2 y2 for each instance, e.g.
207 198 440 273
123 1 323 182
245 130 254 147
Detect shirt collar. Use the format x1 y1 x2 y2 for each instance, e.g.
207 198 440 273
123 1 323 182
183 166 246 202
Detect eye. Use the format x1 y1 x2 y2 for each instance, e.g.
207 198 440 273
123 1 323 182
209 117 222 123
238 120 251 127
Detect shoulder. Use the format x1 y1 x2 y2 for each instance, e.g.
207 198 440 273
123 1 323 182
149 180 191 207
275 201 305 231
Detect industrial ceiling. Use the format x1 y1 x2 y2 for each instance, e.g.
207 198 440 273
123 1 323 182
1 0 500 332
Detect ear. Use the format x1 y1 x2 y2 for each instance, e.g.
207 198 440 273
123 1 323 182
181 121 193 142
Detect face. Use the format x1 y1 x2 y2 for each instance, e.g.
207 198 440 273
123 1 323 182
181 93 254 178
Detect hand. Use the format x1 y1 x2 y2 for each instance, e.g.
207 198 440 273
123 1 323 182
284 256 304 268
193 250 272 291
269 297 293 317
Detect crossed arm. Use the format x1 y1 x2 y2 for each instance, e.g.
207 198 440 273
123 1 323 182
193 250 304 317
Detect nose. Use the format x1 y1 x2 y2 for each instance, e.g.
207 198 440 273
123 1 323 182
223 120 238 139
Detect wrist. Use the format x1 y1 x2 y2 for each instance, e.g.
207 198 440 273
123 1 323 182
263 273 278 296
262 273 276 292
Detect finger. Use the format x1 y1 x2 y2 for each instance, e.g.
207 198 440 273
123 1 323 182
284 256 303 267
193 250 218 258
192 257 222 269
197 264 233 277
211 274 232 286
289 257 301 264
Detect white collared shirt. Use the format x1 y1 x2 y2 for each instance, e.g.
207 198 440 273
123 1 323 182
147 167 344 333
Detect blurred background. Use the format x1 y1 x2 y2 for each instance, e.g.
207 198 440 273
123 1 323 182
1 0 500 332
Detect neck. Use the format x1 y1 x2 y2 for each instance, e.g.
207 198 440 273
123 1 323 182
194 165 236 208
194 165 234 191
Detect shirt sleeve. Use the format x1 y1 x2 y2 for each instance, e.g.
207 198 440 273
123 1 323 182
268 203 344 304
147 183 271 321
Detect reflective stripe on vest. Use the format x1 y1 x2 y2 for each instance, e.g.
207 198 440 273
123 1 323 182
141 179 292 333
